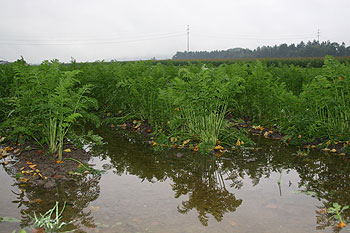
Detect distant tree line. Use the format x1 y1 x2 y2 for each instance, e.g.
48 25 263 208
172 40 350 60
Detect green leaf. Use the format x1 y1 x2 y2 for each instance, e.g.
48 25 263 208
0 216 21 223
65 113 82 123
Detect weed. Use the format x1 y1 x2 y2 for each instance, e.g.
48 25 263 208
31 201 72 233
327 203 349 226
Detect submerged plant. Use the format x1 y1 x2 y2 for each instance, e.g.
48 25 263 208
294 148 310 157
327 203 349 227
31 201 72 233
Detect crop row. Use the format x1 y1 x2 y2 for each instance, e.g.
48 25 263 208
0 56 349 155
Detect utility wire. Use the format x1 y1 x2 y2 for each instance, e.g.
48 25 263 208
0 33 186 46
191 30 315 37
192 33 313 41
0 31 185 41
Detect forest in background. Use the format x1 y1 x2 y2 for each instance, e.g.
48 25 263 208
173 40 350 60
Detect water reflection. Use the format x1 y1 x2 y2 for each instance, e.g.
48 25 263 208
95 129 246 226
295 153 350 231
173 169 242 226
96 128 350 230
4 162 101 232
2 127 350 232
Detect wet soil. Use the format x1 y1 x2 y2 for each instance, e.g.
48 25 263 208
1 116 348 190
1 142 92 188
114 117 349 156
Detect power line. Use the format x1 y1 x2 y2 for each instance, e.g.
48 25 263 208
317 29 320 42
192 33 314 41
0 33 185 46
0 31 185 42
191 30 315 38
0 30 185 39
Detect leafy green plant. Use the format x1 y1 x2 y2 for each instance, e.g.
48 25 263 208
11 230 26 233
327 203 349 224
46 70 95 161
31 201 72 233
1 60 98 159
2 56 350 155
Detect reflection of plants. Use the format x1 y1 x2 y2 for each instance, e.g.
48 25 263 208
176 179 242 226
64 157 103 174
328 203 349 226
31 202 72 233
294 148 310 157
8 173 100 232
0 216 20 223
171 156 243 227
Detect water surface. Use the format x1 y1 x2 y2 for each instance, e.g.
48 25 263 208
1 128 350 232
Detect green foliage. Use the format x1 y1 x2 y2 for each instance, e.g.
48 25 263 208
0 216 20 223
12 230 26 233
328 203 349 223
156 65 249 150
234 61 296 129
31 202 72 233
283 56 350 142
46 70 96 160
0 60 98 160
172 40 350 60
1 56 350 154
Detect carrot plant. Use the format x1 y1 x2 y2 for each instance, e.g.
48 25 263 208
297 57 350 141
235 61 291 125
46 70 95 160
1 60 98 159
2 56 349 154
162 66 251 151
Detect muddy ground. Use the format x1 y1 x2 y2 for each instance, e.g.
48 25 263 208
0 142 93 189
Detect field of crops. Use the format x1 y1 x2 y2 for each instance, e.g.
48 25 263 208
1 56 350 155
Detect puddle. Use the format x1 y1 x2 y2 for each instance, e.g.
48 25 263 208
1 127 350 232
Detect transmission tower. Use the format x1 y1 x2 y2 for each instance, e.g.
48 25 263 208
187 25 190 52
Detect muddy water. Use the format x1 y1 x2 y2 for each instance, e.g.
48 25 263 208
1 128 350 233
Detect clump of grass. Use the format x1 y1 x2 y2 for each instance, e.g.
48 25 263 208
31 202 73 233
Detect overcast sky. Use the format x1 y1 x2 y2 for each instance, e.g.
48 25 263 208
0 0 349 63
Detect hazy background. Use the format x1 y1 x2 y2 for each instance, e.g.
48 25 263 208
0 0 349 63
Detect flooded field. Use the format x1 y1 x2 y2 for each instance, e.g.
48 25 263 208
1 127 350 233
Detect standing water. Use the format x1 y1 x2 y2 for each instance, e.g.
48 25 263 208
1 127 350 233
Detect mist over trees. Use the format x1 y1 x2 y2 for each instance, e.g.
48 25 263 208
172 40 350 60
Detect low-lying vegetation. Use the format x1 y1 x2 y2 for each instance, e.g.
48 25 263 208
1 56 349 156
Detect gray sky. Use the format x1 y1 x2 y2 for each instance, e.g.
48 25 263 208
0 0 349 63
